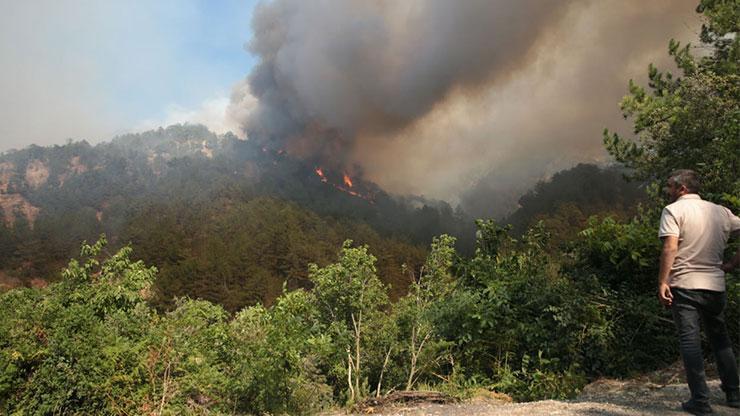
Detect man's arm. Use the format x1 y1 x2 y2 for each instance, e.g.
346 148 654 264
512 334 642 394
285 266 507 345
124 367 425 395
658 236 679 306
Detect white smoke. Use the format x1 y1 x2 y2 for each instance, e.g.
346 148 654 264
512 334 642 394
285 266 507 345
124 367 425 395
137 80 257 137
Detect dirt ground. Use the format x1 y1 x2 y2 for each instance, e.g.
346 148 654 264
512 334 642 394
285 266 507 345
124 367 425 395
325 362 740 416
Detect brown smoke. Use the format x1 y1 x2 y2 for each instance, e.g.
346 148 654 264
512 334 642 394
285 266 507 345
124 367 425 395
232 0 702 205
241 0 576 159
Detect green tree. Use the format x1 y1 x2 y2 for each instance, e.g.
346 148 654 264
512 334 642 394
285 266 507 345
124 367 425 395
228 289 333 414
138 298 235 415
430 221 593 400
395 235 456 391
603 1 739 206
594 0 740 372
0 236 157 414
309 240 390 403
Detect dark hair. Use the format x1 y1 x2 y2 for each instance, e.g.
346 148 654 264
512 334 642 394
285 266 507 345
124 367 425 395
668 169 701 193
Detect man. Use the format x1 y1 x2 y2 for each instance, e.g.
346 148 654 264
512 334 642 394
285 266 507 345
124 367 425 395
657 169 740 415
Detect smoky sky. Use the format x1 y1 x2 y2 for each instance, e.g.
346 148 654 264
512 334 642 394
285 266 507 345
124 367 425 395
242 0 575 158
232 0 700 208
0 0 256 152
232 0 701 208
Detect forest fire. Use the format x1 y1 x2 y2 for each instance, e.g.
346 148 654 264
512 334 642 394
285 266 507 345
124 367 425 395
314 167 373 203
314 167 328 183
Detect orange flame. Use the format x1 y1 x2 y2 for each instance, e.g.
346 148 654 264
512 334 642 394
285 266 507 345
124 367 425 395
315 167 328 183
314 167 374 203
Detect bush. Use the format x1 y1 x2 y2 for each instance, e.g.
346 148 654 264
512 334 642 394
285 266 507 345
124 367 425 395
229 290 333 414
0 236 156 414
569 215 680 375
428 221 601 400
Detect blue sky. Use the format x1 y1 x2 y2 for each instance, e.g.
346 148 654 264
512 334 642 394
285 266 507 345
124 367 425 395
0 0 260 150
107 0 259 120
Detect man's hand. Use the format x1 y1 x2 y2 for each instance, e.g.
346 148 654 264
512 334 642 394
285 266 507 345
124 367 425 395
658 283 673 307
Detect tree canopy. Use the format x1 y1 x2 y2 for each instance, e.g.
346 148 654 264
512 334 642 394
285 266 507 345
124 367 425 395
604 0 739 207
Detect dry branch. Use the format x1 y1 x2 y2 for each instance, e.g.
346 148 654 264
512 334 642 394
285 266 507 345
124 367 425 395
355 390 456 412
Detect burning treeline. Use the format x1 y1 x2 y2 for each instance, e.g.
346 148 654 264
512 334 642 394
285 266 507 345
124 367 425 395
314 166 373 202
261 143 374 202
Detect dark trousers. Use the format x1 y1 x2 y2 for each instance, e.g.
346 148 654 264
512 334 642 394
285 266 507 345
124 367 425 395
671 288 739 404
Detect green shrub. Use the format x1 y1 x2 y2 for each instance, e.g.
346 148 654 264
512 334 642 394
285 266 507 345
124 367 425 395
0 236 156 414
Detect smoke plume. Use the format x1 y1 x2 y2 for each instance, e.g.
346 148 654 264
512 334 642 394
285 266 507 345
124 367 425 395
230 0 702 206
240 0 574 160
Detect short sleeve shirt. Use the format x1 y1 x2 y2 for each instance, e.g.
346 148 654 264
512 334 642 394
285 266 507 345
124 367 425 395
658 194 740 291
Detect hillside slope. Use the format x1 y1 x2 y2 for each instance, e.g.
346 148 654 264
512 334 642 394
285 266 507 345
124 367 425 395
0 124 472 299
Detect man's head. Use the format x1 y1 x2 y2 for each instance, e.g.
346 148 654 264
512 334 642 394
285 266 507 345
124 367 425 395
665 169 700 202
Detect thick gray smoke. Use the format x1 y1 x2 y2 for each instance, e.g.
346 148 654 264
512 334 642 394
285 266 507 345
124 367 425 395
241 0 575 163
231 0 701 207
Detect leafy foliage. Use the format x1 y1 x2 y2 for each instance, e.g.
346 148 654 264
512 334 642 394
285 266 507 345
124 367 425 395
0 237 456 413
429 221 598 400
603 1 739 207
1 2 738 413
569 216 677 374
0 237 156 414
229 290 333 414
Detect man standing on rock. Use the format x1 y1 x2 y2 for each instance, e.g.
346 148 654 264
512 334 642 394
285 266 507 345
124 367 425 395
657 169 740 415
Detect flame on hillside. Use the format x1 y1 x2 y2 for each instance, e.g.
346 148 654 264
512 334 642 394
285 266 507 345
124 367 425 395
315 167 373 203
315 167 328 183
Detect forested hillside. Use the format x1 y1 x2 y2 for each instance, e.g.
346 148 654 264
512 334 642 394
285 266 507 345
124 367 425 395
0 1 738 414
504 164 646 240
123 196 426 310
0 125 469 308
0 125 646 309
